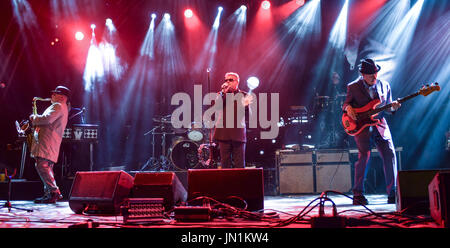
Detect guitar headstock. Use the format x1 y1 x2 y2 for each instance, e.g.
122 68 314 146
419 82 440 96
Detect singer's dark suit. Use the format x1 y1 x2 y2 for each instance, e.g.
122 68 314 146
213 89 248 168
342 77 397 197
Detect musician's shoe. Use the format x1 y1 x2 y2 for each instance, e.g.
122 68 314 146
352 195 368 205
34 191 63 204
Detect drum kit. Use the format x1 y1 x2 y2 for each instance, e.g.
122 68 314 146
311 93 349 148
140 115 220 171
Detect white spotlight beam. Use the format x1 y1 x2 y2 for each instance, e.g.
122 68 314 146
195 7 224 72
140 14 156 58
328 0 349 51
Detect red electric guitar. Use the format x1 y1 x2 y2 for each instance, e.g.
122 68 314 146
342 83 440 136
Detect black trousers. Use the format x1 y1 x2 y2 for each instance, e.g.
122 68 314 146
353 127 397 197
218 141 246 168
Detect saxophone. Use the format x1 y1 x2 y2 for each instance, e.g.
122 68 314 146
16 97 51 146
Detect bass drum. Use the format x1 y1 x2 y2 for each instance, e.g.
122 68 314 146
169 139 199 170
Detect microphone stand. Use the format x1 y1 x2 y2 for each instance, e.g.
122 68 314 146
1 169 33 212
206 69 216 168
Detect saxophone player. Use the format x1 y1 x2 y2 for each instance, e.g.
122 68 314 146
29 86 70 204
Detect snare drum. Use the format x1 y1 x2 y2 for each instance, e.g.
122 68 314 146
187 122 205 142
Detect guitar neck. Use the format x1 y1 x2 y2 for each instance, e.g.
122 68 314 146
368 91 420 115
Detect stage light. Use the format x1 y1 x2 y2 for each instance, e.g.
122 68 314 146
240 5 247 11
247 77 260 90
151 13 157 19
164 13 171 20
296 0 305 6
184 9 193 18
91 24 96 30
105 18 116 32
75 31 84 41
261 0 271 10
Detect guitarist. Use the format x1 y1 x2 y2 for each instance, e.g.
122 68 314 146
29 86 70 204
343 58 401 205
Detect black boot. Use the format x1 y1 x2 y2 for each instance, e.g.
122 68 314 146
34 191 63 204
352 195 368 205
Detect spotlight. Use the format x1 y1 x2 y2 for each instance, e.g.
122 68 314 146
91 24 96 30
163 13 171 20
261 0 271 10
106 18 112 25
247 76 260 90
151 13 157 19
75 31 84 41
184 9 193 18
296 0 305 6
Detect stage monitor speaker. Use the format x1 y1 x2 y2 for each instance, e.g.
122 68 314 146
428 172 450 227
68 171 134 214
130 172 187 211
188 168 264 211
397 169 450 215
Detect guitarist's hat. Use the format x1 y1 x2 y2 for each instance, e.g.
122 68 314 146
51 85 71 99
358 58 381 74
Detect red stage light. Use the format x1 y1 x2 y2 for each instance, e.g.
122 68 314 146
261 0 271 10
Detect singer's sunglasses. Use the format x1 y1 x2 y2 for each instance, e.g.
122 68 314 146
224 78 236 82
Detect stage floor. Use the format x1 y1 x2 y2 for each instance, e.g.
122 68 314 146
0 194 441 229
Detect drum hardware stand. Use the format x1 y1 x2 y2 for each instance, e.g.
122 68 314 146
141 125 172 171
1 169 33 213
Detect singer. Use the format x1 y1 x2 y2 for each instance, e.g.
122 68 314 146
213 72 253 168
29 85 71 204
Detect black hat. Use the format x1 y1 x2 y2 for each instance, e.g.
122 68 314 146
358 58 381 74
51 86 71 98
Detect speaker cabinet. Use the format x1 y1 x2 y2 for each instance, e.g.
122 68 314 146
277 150 314 194
315 164 351 193
69 171 134 214
279 165 314 194
315 150 351 193
276 149 351 194
428 172 450 227
130 172 187 211
397 169 450 215
188 168 264 211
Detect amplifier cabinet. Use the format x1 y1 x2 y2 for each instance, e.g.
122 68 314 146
315 150 351 193
276 149 352 194
276 150 314 194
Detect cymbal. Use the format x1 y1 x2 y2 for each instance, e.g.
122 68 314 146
153 114 172 124
315 96 330 99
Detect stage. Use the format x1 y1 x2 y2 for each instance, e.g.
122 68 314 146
0 194 440 229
